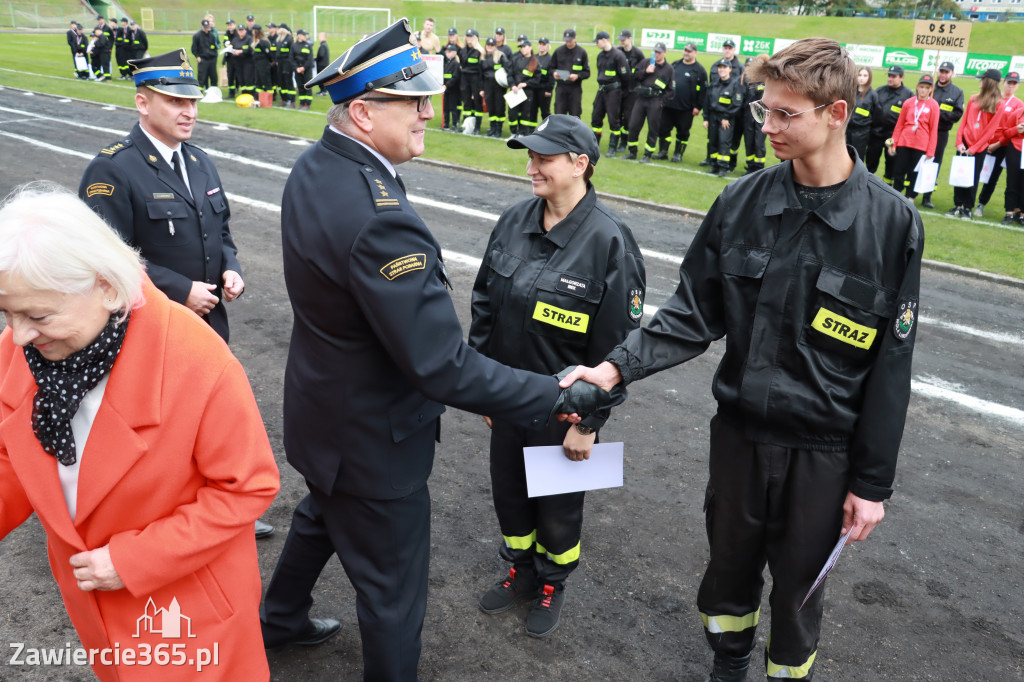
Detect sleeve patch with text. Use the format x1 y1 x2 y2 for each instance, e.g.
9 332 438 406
380 254 426 281
86 183 114 197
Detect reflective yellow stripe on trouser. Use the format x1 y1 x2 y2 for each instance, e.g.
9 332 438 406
503 530 536 551
535 540 581 565
766 636 817 679
700 608 760 634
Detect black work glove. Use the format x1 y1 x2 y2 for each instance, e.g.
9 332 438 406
549 365 627 422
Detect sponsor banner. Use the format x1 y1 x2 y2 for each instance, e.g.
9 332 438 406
1011 55 1024 73
706 32 742 53
883 47 925 70
741 36 774 56
963 52 1011 76
674 31 708 51
922 50 968 74
847 43 886 68
640 27 674 50
772 38 798 54
912 20 971 52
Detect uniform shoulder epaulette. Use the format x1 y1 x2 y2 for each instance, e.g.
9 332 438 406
98 137 133 156
182 140 207 162
359 165 402 212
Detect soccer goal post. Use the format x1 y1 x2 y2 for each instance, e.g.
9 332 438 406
312 6 392 42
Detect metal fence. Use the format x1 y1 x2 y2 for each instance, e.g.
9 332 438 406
1 2 96 29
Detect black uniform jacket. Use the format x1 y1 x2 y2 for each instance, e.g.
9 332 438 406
872 84 913 137
633 60 674 103
595 48 629 88
616 45 645 89
704 77 743 121
606 151 922 502
443 56 461 90
460 45 482 76
522 52 553 91
551 44 590 86
192 29 218 61
469 186 646 429
849 87 879 135
667 58 707 112
292 40 314 72
933 81 965 132
280 128 561 500
79 124 240 341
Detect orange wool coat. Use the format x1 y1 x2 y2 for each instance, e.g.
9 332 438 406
0 280 279 681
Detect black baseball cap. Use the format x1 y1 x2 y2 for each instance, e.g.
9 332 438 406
595 31 610 42
465 28 479 37
1006 71 1020 83
520 40 532 48
887 65 904 76
495 27 505 35
201 19 210 28
268 22 277 28
563 28 576 39
246 14 254 20
444 43 458 52
508 114 601 166
722 39 736 48
939 61 955 72
979 68 1002 81
715 59 732 69
654 42 667 53
538 37 549 44
617 29 632 39
518 33 528 42
485 37 495 46
918 74 934 86
448 27 457 35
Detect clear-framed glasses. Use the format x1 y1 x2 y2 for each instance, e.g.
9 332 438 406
358 94 432 112
748 100 833 131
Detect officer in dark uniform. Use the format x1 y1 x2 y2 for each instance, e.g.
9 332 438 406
703 59 743 177
114 18 130 79
559 38 922 682
252 25 273 98
230 25 255 98
127 20 148 62
481 37 509 137
506 40 534 136
740 56 767 174
260 19 618 680
192 19 218 89
590 31 629 157
702 39 744 167
267 23 280 99
532 37 555 123
292 29 315 109
460 28 484 133
276 25 296 107
551 28 589 117
442 42 462 130
472 115 646 639
922 60 964 208
222 19 238 96
615 29 645 145
866 65 912 184
655 42 706 162
625 42 673 163
77 48 275 540
67 22 89 79
315 32 330 94
89 26 111 81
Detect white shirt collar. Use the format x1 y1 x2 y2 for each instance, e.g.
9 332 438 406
329 124 397 178
138 122 182 166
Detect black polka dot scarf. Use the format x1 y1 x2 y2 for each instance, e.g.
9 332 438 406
24 312 130 466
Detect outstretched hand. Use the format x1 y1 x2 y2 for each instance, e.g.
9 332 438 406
552 363 626 423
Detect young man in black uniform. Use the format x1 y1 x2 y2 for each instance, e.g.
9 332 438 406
442 42 462 130
315 32 330 94
616 29 645 146
192 20 218 89
703 59 743 177
261 19 617 680
267 23 280 99
922 60 965 208
127 20 147 62
114 18 130 79
655 42 706 162
590 31 629 157
625 42 673 163
222 19 238 96
292 29 315 110
230 25 255 98
67 22 89 79
866 65 912 184
78 49 276 541
533 37 554 123
89 26 111 81
702 39 744 167
551 28 589 117
275 25 296 108
506 40 535 136
741 55 768 174
559 38 922 682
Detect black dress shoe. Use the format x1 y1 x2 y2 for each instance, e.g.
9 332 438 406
254 519 275 539
293 618 342 646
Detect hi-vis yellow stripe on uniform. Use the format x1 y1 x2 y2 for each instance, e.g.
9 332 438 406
890 104 902 113
533 301 589 333
719 96 732 105
855 106 870 117
811 307 876 349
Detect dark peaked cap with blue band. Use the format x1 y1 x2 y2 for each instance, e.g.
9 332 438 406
306 18 444 104
129 49 203 99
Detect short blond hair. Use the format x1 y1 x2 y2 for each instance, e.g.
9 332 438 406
745 38 855 124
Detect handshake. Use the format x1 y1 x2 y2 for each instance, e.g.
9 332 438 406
550 364 626 423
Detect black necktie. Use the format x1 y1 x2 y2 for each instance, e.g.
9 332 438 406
172 152 191 197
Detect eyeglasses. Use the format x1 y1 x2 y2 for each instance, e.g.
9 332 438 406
358 95 432 113
748 100 833 131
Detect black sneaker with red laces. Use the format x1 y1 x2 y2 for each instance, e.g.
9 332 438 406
525 584 565 638
479 567 539 614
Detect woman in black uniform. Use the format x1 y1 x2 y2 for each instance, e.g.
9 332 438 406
481 37 509 138
460 29 484 134
470 115 646 639
847 66 877 162
252 26 272 100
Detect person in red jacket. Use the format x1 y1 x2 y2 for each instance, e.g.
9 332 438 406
990 71 1024 225
889 73 939 201
948 70 1005 219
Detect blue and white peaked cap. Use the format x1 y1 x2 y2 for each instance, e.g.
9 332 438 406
307 18 444 104
129 49 203 98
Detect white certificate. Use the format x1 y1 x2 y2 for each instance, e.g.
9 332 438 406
524 442 624 498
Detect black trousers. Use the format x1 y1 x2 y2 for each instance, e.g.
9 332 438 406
442 87 461 128
698 416 848 680
952 152 989 210
658 107 695 151
197 58 217 89
278 62 295 103
620 89 639 136
254 59 272 93
483 79 506 127
555 83 583 117
627 97 664 153
225 57 238 93
866 132 896 180
1004 145 1023 213
846 127 870 164
261 483 431 681
90 51 110 78
236 60 255 95
743 117 767 170
461 72 482 119
591 87 622 136
489 419 584 588
978 145 1007 207
115 45 130 76
707 117 734 164
892 147 925 197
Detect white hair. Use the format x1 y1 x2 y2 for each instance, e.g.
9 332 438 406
0 182 145 321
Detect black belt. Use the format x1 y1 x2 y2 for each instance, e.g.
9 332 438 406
598 81 621 92
637 86 662 98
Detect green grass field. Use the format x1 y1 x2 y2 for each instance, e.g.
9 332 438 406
2 2 1023 278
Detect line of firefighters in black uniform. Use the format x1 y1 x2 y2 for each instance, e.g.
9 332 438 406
65 16 148 82
190 15 331 110
433 27 767 176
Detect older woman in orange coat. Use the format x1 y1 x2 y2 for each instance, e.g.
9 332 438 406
0 184 279 681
